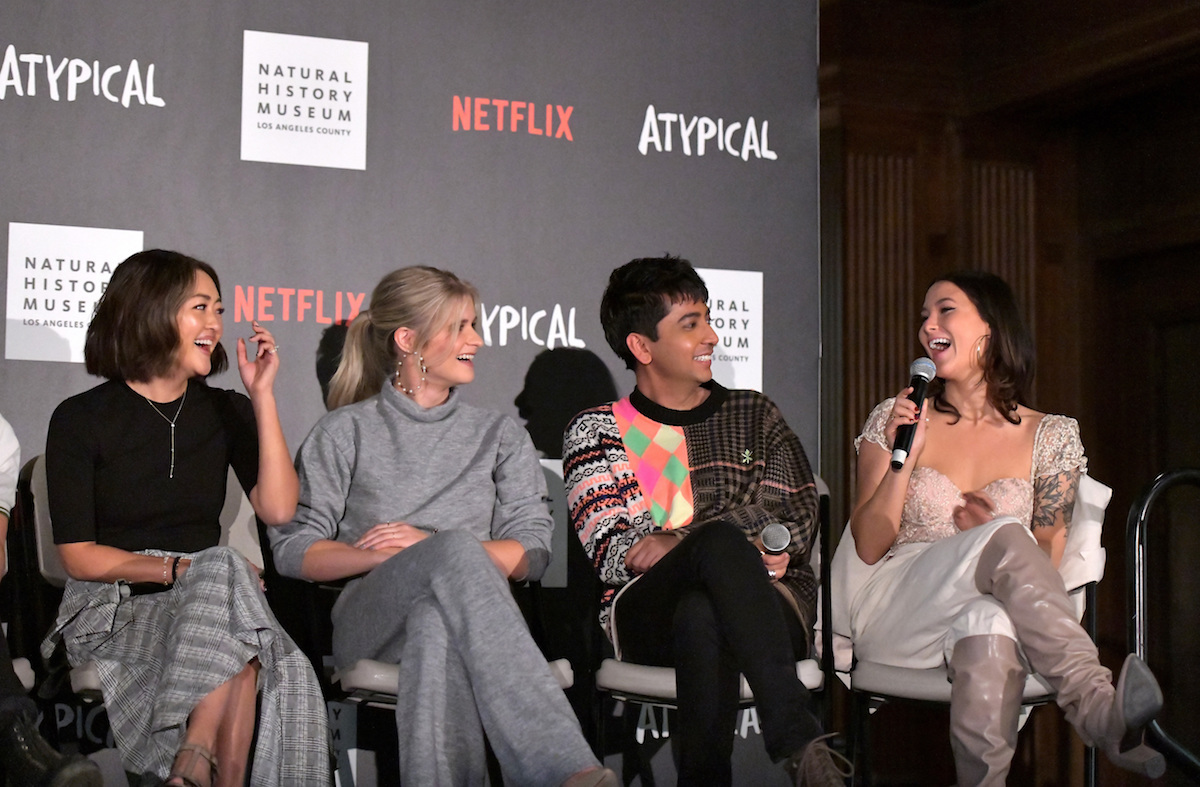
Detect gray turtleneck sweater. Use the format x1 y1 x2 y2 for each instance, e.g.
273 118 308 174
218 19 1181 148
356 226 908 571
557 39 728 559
269 382 552 581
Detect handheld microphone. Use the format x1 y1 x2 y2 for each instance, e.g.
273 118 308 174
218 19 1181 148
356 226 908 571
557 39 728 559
891 357 937 471
760 522 792 554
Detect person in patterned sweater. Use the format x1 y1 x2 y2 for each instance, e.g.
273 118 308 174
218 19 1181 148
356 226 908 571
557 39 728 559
563 255 847 786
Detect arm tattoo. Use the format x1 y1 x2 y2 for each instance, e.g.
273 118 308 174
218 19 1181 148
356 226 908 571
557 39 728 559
1031 469 1079 531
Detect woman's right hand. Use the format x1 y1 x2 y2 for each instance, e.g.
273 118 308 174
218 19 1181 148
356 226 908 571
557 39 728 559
885 387 929 462
354 521 431 553
849 393 931 565
625 532 679 575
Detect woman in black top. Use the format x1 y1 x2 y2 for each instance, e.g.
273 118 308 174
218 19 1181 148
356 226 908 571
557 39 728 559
44 250 328 787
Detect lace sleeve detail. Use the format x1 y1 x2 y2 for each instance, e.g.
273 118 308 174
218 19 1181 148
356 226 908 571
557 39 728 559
853 398 895 455
1033 414 1087 479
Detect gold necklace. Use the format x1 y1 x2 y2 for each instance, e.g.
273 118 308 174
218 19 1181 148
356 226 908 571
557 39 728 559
143 387 187 479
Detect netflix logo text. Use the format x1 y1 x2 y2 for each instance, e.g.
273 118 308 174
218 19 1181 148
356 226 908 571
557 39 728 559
232 285 365 324
452 96 573 140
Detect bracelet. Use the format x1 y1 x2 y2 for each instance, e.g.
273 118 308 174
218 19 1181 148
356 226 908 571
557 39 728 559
171 556 181 584
161 555 170 585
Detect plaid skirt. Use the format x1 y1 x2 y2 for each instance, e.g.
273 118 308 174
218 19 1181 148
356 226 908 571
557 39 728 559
42 546 329 785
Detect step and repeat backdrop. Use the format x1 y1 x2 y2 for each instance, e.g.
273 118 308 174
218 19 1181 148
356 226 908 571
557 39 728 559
0 0 819 469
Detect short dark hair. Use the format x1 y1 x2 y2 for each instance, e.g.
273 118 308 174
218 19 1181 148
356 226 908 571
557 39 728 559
85 249 229 382
600 255 709 369
927 270 1034 424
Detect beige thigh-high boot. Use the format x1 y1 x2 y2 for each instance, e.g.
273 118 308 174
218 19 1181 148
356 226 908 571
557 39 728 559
974 522 1165 778
947 635 1026 787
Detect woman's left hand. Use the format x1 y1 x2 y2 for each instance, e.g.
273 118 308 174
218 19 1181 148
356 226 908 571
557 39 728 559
761 550 788 583
354 521 432 552
244 557 267 591
953 490 999 531
238 320 281 398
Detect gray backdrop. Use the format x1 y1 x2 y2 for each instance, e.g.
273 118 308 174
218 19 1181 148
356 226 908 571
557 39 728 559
1 0 819 469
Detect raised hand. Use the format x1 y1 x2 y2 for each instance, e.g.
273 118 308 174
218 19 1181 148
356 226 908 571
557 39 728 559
237 320 280 399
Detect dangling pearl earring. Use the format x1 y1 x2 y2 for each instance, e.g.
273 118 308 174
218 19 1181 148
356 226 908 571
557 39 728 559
395 352 426 397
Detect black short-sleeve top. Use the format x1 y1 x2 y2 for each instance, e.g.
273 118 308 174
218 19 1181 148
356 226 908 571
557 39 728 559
46 378 259 553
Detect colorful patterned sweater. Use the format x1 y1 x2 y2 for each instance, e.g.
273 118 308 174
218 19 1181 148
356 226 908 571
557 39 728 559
563 381 819 645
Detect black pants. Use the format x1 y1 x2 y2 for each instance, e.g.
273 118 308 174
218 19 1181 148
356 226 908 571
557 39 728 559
613 520 822 786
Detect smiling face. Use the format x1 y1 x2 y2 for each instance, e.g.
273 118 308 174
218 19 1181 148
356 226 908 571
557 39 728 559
635 298 719 387
412 297 483 392
920 281 990 382
172 270 224 380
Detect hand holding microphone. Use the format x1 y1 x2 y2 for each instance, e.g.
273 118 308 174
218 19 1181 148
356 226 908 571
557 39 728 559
760 522 791 554
891 357 936 471
759 522 791 582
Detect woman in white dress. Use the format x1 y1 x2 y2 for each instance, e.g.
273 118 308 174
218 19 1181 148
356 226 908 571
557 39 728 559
849 270 1164 785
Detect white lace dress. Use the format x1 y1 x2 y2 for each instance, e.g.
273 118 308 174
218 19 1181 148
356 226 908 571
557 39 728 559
846 398 1086 669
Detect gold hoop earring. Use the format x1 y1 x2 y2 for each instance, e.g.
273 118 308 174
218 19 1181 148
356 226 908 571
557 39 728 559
974 334 990 363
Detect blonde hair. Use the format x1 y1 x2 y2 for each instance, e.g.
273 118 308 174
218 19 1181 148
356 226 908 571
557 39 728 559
327 266 479 409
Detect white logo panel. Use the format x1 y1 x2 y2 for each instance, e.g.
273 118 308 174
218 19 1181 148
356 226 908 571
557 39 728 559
696 268 763 391
241 31 369 170
6 223 144 363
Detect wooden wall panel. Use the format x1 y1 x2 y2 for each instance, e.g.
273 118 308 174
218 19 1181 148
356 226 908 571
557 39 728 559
967 162 1038 333
844 151 916 491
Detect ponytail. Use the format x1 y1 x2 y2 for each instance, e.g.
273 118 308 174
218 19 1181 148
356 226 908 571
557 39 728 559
326 310 391 409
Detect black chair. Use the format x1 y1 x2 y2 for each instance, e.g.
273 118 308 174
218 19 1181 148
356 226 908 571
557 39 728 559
843 474 1112 786
592 478 837 774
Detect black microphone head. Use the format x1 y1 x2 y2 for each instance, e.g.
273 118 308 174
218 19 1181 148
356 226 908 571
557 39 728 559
910 357 936 383
761 522 791 554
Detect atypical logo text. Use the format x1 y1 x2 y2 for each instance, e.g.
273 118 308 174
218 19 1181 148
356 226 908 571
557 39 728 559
0 44 164 107
638 104 776 161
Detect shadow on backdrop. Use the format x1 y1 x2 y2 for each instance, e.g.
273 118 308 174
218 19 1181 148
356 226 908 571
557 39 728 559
515 348 618 460
513 348 620 755
316 322 350 409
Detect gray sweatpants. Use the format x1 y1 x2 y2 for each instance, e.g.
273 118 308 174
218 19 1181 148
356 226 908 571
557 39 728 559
332 529 598 786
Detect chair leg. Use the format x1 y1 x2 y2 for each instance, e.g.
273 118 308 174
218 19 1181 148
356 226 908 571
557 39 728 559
593 694 607 761
849 692 876 787
1084 744 1097 787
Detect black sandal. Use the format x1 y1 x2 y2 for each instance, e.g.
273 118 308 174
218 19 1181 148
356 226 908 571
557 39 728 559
165 742 218 787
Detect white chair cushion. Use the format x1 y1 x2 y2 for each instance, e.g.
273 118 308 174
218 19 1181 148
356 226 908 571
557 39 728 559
12 657 35 693
596 657 823 703
69 660 103 698
337 657 574 695
850 660 1053 703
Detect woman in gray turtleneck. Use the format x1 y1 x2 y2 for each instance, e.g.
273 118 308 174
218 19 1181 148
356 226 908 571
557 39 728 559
269 266 615 787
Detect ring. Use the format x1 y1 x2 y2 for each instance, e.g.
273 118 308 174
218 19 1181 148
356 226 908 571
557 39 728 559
267 345 279 354
767 569 777 578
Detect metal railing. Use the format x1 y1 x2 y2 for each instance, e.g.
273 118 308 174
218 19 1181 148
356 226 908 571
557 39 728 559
1126 468 1200 782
